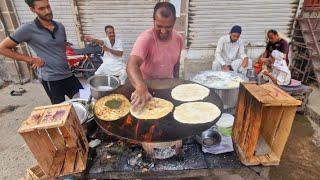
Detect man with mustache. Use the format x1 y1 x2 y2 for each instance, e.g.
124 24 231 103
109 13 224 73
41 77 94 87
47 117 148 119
127 2 183 109
0 0 83 104
84 25 127 85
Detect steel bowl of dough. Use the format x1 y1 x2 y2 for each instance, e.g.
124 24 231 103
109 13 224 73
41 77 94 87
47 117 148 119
87 75 120 99
191 71 247 111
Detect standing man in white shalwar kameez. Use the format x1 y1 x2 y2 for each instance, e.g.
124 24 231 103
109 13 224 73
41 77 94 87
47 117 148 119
212 25 252 74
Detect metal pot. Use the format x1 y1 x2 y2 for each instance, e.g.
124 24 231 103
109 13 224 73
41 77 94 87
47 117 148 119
212 87 239 110
190 71 247 112
87 75 120 99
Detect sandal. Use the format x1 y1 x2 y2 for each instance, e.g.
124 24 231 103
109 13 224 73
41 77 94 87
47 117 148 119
10 88 26 96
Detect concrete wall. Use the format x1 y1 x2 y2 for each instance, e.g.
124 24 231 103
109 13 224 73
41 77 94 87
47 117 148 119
0 0 30 84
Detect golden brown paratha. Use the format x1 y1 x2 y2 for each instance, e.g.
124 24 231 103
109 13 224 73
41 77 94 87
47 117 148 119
94 94 130 121
130 97 174 120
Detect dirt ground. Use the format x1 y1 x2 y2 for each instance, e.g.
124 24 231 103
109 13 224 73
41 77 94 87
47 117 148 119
269 115 320 180
0 81 50 180
0 81 319 180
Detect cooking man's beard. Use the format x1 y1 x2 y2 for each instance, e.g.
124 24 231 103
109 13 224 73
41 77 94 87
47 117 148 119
39 13 53 21
158 32 170 41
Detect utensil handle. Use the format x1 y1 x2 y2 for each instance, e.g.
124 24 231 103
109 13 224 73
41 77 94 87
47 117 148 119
83 95 93 124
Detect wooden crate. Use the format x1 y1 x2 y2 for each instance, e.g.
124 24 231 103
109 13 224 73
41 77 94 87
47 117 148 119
26 165 48 180
232 83 301 166
18 104 89 177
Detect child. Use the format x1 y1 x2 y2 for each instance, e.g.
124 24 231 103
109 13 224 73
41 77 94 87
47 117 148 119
262 50 291 86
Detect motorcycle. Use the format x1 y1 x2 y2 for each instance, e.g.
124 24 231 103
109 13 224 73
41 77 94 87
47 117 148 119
66 42 103 79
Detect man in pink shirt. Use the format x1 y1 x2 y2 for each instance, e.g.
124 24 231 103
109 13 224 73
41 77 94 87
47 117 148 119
127 2 183 109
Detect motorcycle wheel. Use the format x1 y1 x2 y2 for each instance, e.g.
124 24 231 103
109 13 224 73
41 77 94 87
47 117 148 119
82 60 95 79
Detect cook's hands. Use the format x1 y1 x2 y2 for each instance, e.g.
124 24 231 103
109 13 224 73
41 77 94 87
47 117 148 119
241 57 249 68
29 57 44 69
83 35 94 42
131 84 152 110
222 65 230 71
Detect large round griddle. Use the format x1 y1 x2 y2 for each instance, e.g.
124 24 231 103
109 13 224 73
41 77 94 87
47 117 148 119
95 79 224 143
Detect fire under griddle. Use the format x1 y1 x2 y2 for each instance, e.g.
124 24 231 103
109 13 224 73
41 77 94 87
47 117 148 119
95 79 224 143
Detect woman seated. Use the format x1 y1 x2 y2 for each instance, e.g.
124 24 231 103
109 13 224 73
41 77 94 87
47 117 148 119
261 50 291 86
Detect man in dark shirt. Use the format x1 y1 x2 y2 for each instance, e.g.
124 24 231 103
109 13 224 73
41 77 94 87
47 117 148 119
260 29 289 65
0 0 82 104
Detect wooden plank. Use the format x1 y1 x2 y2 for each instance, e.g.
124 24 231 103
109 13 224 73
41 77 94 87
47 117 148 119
260 107 284 146
234 143 260 166
19 105 72 133
67 114 88 170
37 130 58 175
262 84 294 102
48 150 65 177
60 108 88 175
243 99 263 159
21 130 56 174
18 109 46 133
74 151 87 173
59 124 77 148
46 128 66 176
46 128 65 150
235 143 279 166
238 94 253 152
256 152 280 166
243 83 301 106
68 109 89 153
233 84 246 142
61 148 78 175
271 107 298 158
33 103 71 111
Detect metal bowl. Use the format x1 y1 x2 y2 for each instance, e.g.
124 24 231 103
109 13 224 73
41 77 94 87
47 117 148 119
66 102 88 124
64 98 96 121
87 75 120 99
64 98 98 136
196 127 222 147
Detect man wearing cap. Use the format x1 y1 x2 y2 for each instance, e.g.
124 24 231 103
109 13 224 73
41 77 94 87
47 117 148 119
212 25 252 74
